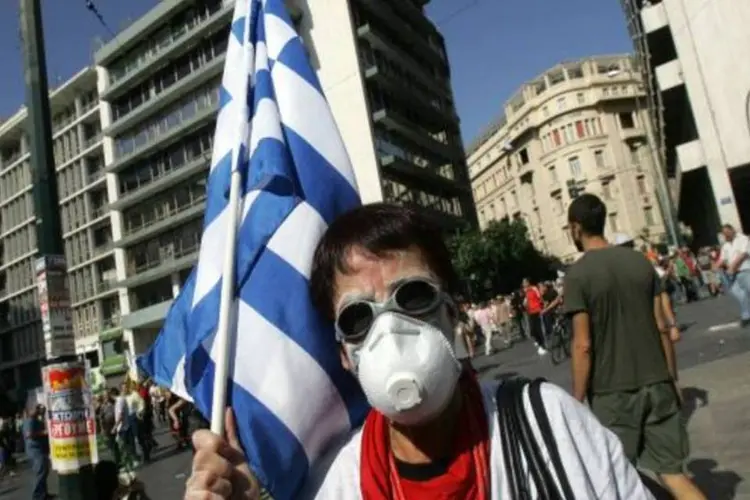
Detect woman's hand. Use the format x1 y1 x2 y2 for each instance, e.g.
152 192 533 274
185 408 260 500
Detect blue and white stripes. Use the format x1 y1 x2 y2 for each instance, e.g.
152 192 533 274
137 1 369 498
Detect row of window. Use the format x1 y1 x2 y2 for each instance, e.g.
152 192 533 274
108 0 224 84
0 161 32 205
1 225 36 265
0 289 39 334
111 27 228 123
126 218 202 276
541 117 604 154
0 192 34 236
0 258 34 298
122 177 207 236
375 134 456 182
129 276 176 312
119 126 214 197
114 81 220 160
383 178 464 218
0 321 42 363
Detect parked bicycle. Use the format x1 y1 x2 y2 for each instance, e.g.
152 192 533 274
546 313 571 365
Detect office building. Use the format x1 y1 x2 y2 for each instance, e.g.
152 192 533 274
93 0 472 359
467 55 666 262
0 67 112 399
621 0 750 245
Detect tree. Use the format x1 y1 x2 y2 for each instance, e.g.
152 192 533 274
447 219 561 301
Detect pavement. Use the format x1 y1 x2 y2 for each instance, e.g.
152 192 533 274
0 296 748 499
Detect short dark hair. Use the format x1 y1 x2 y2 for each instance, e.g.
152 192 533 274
568 193 606 237
722 224 735 231
310 203 459 321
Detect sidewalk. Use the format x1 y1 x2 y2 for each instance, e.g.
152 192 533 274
680 351 750 499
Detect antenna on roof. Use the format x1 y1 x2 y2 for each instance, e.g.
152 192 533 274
84 0 115 38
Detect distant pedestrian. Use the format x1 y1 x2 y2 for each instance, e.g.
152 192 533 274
718 224 750 327
23 404 50 500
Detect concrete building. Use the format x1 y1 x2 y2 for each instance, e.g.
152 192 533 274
93 0 472 359
0 67 111 399
621 0 750 245
467 55 666 263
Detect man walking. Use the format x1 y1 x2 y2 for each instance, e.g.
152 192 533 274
563 194 704 500
522 278 546 355
718 224 750 327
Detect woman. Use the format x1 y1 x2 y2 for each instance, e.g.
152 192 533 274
186 203 652 499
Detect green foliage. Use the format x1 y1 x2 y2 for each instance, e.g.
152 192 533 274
447 219 561 301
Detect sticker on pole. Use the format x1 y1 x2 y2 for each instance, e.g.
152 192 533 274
43 362 99 473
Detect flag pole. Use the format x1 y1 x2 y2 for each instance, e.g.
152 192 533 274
209 167 243 435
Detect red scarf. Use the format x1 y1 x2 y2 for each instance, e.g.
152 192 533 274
360 373 490 500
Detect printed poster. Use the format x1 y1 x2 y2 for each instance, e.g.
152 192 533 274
42 362 99 473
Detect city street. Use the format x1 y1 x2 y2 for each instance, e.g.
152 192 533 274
1 296 748 499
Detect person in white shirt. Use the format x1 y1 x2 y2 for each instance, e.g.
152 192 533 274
718 224 750 327
186 203 654 500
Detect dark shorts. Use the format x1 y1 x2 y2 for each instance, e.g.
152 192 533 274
590 381 689 474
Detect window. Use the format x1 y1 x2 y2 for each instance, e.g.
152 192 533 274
629 145 640 165
618 112 635 129
519 148 529 165
644 206 655 226
575 121 584 138
548 165 558 183
568 156 582 177
637 175 647 195
576 92 585 104
601 181 612 200
552 129 561 147
564 124 574 144
542 106 549 117
511 190 519 207
556 97 566 111
594 150 605 168
553 195 564 216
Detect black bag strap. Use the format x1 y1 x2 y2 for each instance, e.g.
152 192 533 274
528 379 576 500
495 378 574 500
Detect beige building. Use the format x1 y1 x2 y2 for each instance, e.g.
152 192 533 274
467 54 666 262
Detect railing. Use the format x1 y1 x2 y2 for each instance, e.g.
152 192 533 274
123 195 206 236
87 169 104 183
91 205 108 219
92 242 114 255
128 241 200 276
101 315 121 331
83 134 102 149
96 280 117 293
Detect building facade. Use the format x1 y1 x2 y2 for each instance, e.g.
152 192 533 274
467 55 666 263
92 0 472 359
621 0 750 245
0 67 110 399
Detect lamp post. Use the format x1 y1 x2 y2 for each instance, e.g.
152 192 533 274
20 0 97 498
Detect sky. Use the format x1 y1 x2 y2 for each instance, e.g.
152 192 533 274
0 0 633 145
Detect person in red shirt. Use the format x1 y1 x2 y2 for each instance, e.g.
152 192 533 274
523 278 547 355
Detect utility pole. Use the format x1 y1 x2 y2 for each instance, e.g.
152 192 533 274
19 0 97 498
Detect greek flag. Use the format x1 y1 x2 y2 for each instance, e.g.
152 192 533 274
137 0 369 498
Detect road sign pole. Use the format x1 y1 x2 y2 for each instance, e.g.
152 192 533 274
20 0 97 498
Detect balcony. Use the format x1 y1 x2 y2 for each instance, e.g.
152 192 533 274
357 0 444 65
120 242 199 290
379 155 466 194
357 24 449 97
99 1 233 100
105 54 225 138
110 155 209 211
106 101 218 174
656 59 684 92
372 108 460 163
117 198 206 249
640 2 669 34
363 64 458 127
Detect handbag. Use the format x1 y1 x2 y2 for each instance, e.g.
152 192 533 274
495 378 575 500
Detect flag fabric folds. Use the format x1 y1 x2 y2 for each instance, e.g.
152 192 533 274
137 0 369 497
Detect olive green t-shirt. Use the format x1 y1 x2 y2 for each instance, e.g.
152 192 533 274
563 246 671 394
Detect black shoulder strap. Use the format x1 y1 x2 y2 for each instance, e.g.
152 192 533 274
528 379 576 500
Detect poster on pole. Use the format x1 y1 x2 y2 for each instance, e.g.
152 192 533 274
42 361 99 473
35 255 75 358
